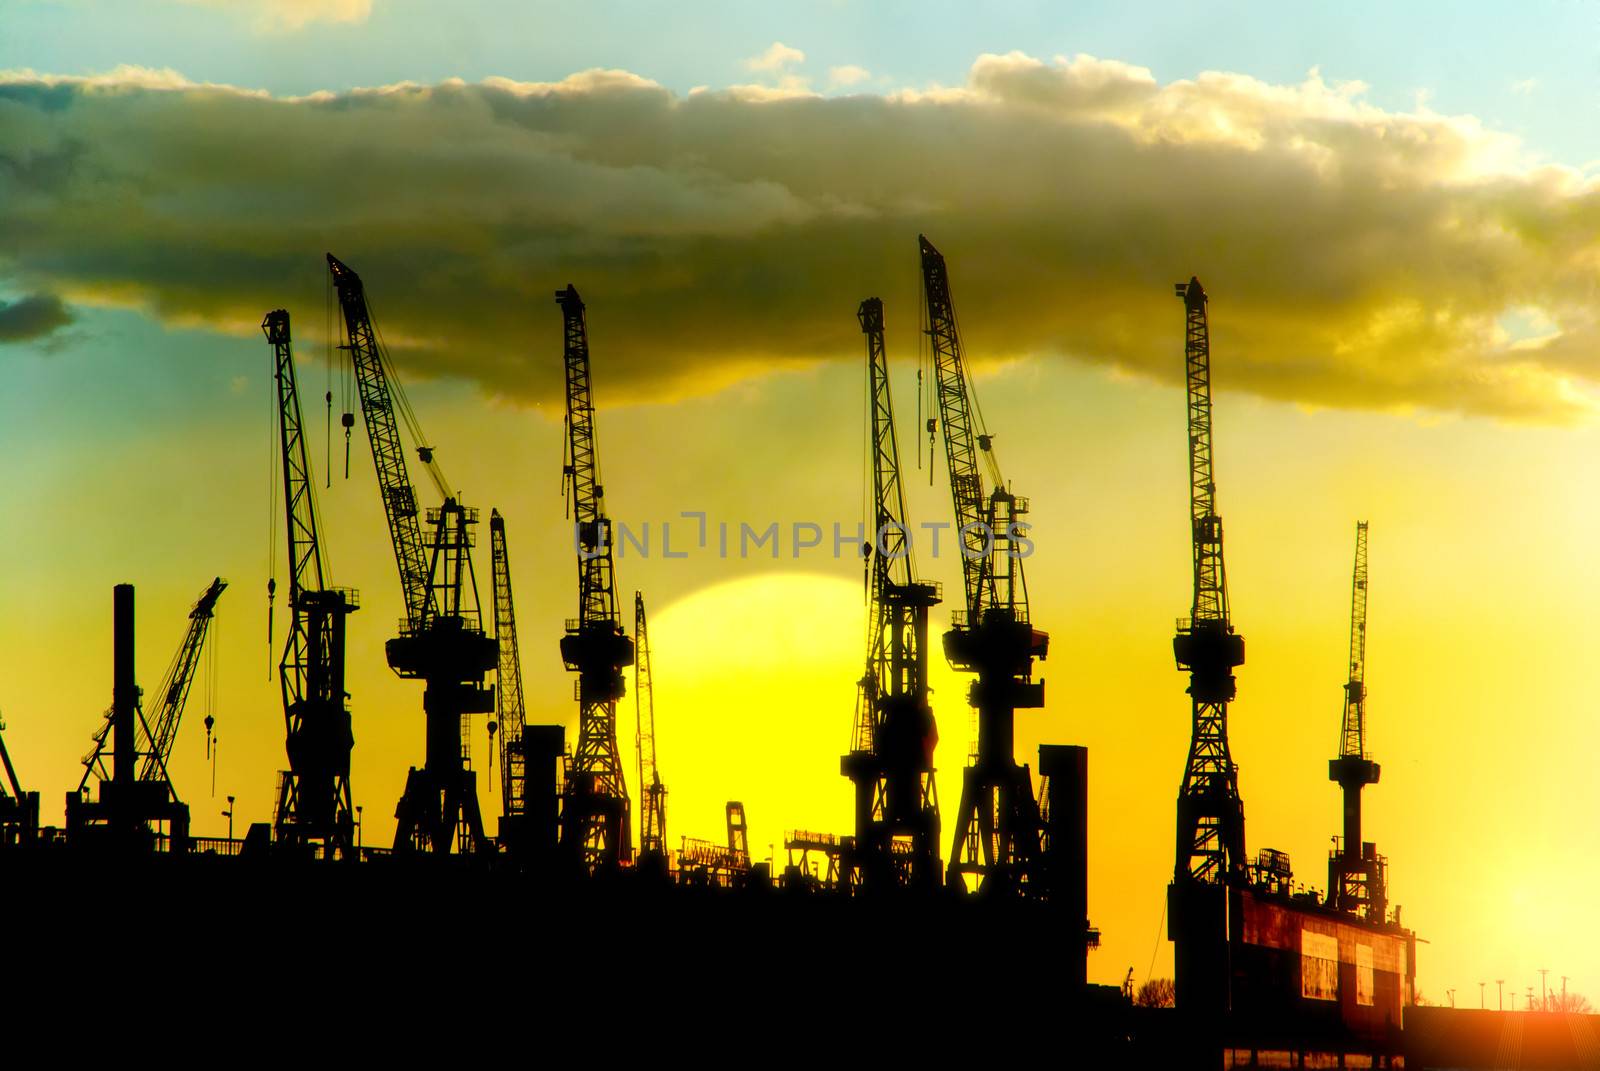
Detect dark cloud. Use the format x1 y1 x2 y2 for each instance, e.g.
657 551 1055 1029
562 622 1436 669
0 293 73 343
0 56 1597 419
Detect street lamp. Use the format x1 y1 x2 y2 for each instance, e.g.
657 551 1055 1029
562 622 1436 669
1480 981 1486 1009
222 795 235 844
356 805 363 852
1497 980 1504 1011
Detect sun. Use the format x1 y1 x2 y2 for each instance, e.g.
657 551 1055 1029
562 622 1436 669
632 571 971 869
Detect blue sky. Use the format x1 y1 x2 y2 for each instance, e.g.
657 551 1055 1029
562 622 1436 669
4 0 1593 165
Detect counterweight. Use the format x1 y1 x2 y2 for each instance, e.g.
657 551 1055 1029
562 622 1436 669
265 310 357 857
556 284 634 870
841 296 942 890
918 236 1048 895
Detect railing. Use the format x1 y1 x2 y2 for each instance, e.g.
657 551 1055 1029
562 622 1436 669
191 835 242 857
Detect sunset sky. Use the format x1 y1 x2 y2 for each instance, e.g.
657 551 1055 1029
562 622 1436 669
3 0 1600 1007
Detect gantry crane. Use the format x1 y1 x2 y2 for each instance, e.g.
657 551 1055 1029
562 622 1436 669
1328 521 1386 922
1170 277 1246 887
489 509 528 851
634 591 667 861
841 296 942 890
556 284 633 870
71 579 224 850
918 236 1049 895
265 310 357 858
328 253 495 855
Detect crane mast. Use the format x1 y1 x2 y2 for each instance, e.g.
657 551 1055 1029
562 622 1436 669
1167 277 1249 1020
489 510 529 851
841 296 942 890
634 592 666 860
327 253 494 855
918 236 1048 895
556 284 634 870
1328 520 1385 921
266 310 357 857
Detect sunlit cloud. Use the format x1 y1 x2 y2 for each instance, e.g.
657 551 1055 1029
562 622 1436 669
745 41 805 73
1 53 1597 421
177 0 375 32
828 64 872 89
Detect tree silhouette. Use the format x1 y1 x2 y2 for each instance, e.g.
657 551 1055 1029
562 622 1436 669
1136 978 1176 1008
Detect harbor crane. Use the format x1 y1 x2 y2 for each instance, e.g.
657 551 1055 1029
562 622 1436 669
489 509 528 852
634 592 667 862
556 285 634 870
328 253 495 854
71 579 225 850
265 309 357 857
841 296 942 890
1167 276 1248 1018
0 715 39 847
1328 521 1386 922
917 236 1049 895
1170 276 1247 888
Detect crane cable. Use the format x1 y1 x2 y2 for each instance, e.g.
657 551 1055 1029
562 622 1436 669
267 367 279 681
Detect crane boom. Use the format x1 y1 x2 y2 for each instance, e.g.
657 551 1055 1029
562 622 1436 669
919 238 993 616
1340 522 1369 761
327 253 434 631
918 236 1047 895
1171 277 1246 887
139 577 227 787
491 510 527 838
841 296 941 889
266 309 356 855
556 284 634 869
634 592 666 858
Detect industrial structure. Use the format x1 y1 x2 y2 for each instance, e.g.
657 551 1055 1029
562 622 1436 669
1328 521 1387 922
68 578 225 852
329 253 496 855
556 284 634 871
840 296 942 891
0 717 39 847
265 309 358 858
489 509 529 854
0 243 1469 1063
1164 280 1415 1065
918 235 1050 896
633 592 667 864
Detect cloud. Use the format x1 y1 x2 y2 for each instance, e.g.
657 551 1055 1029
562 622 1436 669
0 294 73 343
745 42 805 73
177 0 374 31
0 53 1598 421
828 65 872 89
1510 77 1538 96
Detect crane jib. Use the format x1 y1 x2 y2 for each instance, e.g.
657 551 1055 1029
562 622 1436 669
326 254 435 631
